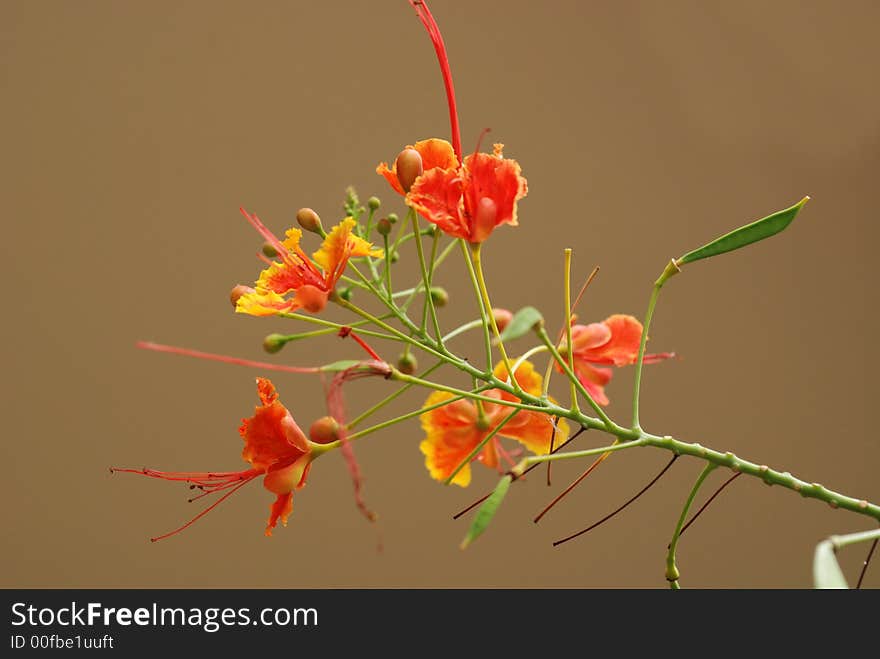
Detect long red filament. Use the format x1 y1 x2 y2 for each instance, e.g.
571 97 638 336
136 341 322 374
409 1 462 160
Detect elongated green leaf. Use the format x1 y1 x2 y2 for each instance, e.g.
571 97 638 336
499 306 544 342
460 475 512 549
319 359 363 372
813 541 849 589
678 196 809 266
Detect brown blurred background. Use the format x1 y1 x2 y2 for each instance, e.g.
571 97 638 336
2 0 878 588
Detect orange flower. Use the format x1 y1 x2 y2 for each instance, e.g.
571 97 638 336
112 378 317 540
419 360 568 487
235 208 382 316
560 314 674 406
378 139 528 244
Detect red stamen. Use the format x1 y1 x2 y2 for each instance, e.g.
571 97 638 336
409 1 462 160
150 478 255 543
239 207 290 261
338 328 383 361
136 341 322 374
110 467 261 542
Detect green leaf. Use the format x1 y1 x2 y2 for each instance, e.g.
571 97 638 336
498 306 544 342
319 359 363 373
813 541 849 589
677 196 809 266
460 475 512 550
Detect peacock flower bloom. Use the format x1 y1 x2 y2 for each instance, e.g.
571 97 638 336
419 360 568 487
378 138 528 244
235 208 382 316
559 314 674 406
112 378 319 540
376 138 460 195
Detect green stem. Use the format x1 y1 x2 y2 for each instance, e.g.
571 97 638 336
535 325 616 431
632 259 680 431
442 318 484 343
459 239 494 369
512 438 646 477
278 311 400 342
444 409 520 485
563 248 579 413
828 527 880 550
391 369 552 414
471 242 516 386
346 361 444 430
340 390 477 444
410 209 443 343
383 233 392 300
666 462 717 588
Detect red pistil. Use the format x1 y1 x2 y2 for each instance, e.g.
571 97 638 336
136 341 322 374
409 1 462 160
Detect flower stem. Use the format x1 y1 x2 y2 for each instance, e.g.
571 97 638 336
535 325 616 431
666 462 717 588
632 259 680 431
410 209 443 344
563 248 579 413
346 361 445 430
459 239 494 370
471 242 517 387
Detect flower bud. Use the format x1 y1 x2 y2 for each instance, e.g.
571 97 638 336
386 212 398 224
296 284 329 313
397 352 418 375
429 287 449 307
229 284 255 308
368 196 381 211
493 308 513 332
296 207 324 234
309 416 341 444
261 242 278 258
395 148 423 193
390 250 400 263
263 333 287 354
338 286 354 301
376 218 393 236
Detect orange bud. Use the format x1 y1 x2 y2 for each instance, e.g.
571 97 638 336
309 416 341 444
295 284 329 313
376 218 393 236
296 207 323 234
395 148 423 193
229 284 255 308
493 308 513 332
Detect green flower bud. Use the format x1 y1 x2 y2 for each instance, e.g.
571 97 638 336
368 196 381 211
429 287 449 307
397 352 418 375
376 218 393 236
263 333 287 354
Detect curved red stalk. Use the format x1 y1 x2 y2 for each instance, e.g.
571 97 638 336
409 1 462 160
136 341 322 374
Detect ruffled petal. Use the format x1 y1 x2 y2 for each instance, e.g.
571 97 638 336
499 409 569 457
235 289 299 316
265 492 293 536
574 363 613 407
239 380 308 471
407 167 468 239
578 314 644 366
377 138 459 196
461 150 527 241
419 390 484 487
569 322 613 353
